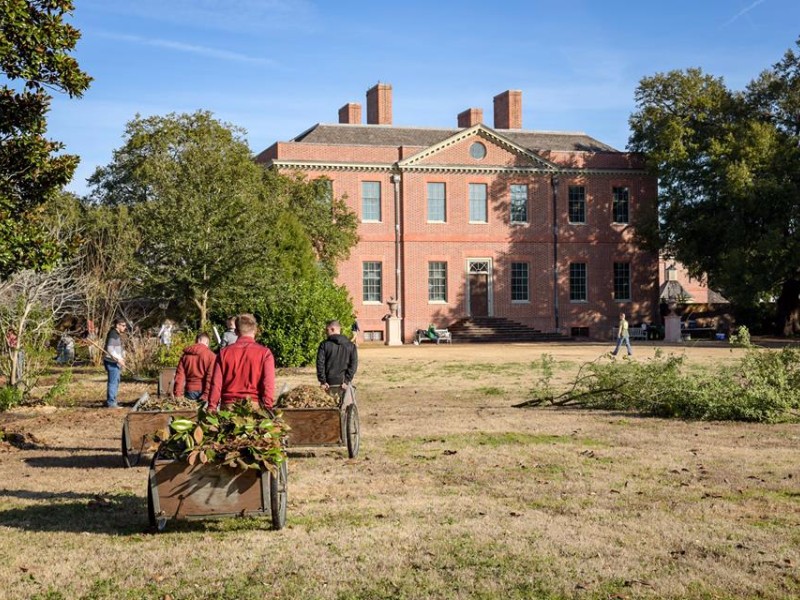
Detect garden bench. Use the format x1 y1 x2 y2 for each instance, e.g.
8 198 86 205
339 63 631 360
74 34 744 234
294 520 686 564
413 328 452 345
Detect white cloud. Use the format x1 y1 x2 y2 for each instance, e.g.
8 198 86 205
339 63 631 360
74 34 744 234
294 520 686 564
722 0 767 26
97 32 277 66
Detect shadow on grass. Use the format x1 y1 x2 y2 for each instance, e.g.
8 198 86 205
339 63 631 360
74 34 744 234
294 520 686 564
25 453 124 469
0 493 147 534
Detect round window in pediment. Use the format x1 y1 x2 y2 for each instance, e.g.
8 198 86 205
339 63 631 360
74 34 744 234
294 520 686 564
469 141 487 160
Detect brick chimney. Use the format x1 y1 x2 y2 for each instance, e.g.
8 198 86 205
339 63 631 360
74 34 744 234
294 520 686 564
338 102 362 124
457 108 483 128
493 90 522 129
366 83 392 125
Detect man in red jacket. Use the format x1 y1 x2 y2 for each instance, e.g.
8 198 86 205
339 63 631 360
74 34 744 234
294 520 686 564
208 313 275 411
173 332 216 401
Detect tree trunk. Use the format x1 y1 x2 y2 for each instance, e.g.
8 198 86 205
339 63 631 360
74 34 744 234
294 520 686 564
775 277 800 336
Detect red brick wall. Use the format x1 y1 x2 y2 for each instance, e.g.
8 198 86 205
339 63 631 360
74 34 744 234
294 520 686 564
271 135 658 341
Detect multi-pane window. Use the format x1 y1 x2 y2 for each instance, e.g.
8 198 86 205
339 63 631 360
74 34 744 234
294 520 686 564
428 261 447 302
569 262 587 301
612 187 629 223
511 262 529 302
613 262 631 301
362 181 381 222
568 186 586 223
317 178 333 205
362 261 382 302
469 183 487 222
427 183 446 222
510 184 528 223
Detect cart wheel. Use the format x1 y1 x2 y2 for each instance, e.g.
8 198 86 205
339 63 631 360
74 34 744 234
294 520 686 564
121 425 132 468
345 403 360 458
147 483 156 528
270 460 288 531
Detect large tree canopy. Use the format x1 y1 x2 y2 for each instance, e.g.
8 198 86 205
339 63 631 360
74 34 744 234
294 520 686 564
88 111 280 328
88 111 359 334
629 38 800 335
0 0 91 279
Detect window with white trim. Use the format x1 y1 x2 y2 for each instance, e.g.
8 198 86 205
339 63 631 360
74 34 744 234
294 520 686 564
469 183 487 222
613 262 631 301
427 183 446 222
511 262 529 301
510 184 528 223
362 261 382 302
612 187 629 224
362 181 381 222
568 186 586 224
428 261 447 302
569 262 587 301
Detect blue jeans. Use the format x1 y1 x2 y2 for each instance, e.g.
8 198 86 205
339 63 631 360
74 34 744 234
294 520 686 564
104 360 121 407
185 390 203 401
612 335 632 356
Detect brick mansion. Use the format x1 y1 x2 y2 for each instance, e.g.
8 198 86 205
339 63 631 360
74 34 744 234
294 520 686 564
257 84 659 342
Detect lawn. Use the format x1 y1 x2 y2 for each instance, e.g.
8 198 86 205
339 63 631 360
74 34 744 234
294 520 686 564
0 341 797 599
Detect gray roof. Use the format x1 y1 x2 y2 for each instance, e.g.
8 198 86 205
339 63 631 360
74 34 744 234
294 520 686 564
292 124 620 153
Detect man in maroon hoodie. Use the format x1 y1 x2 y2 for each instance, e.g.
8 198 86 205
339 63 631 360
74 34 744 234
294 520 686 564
208 313 275 411
173 332 216 401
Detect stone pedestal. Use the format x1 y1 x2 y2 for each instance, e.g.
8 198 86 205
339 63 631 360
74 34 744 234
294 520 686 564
664 314 682 343
384 316 402 346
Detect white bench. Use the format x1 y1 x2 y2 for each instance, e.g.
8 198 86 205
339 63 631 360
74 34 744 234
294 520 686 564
413 328 452 344
629 326 648 341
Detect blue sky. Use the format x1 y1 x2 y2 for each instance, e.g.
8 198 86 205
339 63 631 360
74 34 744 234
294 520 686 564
48 0 800 195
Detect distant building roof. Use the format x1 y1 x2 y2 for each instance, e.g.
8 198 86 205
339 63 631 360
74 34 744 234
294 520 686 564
292 124 620 153
660 280 694 303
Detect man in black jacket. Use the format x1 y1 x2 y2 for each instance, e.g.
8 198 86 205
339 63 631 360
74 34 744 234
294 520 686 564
316 320 358 392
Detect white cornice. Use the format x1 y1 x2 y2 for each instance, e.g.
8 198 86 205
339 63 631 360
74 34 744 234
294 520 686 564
271 159 645 176
397 124 560 170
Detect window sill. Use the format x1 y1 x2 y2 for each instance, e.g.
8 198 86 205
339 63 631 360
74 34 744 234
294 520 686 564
468 221 488 225
362 301 383 305
511 300 530 304
428 300 448 305
362 220 382 224
570 299 589 304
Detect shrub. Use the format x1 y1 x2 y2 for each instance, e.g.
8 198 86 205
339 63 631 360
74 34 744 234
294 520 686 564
153 330 197 368
255 276 354 367
0 386 24 412
729 325 752 348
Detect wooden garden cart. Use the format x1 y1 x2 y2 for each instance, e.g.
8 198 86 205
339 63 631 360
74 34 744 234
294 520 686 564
146 453 288 532
121 372 194 468
279 385 360 458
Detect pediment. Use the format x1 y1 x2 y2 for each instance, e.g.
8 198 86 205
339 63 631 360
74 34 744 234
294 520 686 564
398 124 558 171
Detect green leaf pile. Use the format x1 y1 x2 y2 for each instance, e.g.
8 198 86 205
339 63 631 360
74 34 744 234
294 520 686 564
160 401 288 471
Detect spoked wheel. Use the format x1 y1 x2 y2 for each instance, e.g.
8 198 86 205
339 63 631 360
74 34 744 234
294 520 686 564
345 403 360 458
270 459 288 531
121 425 132 468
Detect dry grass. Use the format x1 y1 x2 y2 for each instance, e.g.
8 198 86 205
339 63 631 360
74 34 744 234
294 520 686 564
0 341 798 599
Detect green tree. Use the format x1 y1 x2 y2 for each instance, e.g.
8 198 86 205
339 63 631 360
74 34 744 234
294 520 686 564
0 0 91 279
629 38 800 335
261 170 359 276
89 111 271 328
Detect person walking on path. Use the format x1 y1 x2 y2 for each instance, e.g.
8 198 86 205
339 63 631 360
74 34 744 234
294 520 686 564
157 319 174 348
316 320 358 393
173 332 216 401
103 319 127 408
611 312 632 358
208 314 275 411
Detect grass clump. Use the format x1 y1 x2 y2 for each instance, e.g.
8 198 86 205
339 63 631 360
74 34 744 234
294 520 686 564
517 347 800 423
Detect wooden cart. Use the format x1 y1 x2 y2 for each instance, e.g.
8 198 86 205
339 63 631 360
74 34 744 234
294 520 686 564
147 454 288 532
121 395 196 468
280 385 360 458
